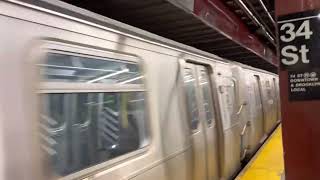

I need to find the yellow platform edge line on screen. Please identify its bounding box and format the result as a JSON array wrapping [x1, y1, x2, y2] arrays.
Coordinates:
[[235, 125, 284, 180]]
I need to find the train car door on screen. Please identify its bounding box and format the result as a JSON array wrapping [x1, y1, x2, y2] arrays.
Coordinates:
[[273, 77, 281, 122], [260, 77, 270, 134], [214, 64, 241, 179], [197, 66, 220, 180], [182, 62, 219, 180], [252, 75, 265, 143], [270, 78, 278, 127], [261, 77, 277, 134], [231, 66, 249, 160], [242, 72, 256, 157]]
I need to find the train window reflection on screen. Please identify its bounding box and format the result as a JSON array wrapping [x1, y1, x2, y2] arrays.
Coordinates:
[[183, 68, 199, 130], [39, 52, 143, 84], [40, 92, 147, 176], [39, 51, 148, 176], [199, 70, 215, 125]]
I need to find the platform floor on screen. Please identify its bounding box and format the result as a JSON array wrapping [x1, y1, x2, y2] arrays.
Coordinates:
[[236, 126, 284, 180]]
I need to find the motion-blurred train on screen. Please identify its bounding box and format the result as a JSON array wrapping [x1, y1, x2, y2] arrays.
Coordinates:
[[0, 0, 280, 180]]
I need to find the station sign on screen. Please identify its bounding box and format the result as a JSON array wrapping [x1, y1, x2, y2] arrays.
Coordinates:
[[278, 10, 320, 101]]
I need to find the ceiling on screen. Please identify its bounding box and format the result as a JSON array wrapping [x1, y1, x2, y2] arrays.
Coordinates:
[[36, 0, 278, 73], [224, 0, 276, 51]]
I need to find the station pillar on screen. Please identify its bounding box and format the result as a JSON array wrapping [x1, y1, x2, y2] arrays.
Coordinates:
[[276, 1, 320, 180]]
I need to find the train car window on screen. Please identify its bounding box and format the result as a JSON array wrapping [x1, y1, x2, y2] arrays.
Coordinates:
[[199, 70, 215, 125], [183, 68, 199, 130], [39, 51, 148, 176], [40, 52, 142, 84]]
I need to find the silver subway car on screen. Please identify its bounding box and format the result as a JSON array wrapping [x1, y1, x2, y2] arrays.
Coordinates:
[[0, 1, 280, 180]]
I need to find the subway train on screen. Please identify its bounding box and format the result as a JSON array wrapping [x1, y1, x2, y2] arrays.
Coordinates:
[[0, 0, 280, 180]]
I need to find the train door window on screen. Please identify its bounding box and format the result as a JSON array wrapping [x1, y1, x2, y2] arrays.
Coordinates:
[[253, 76, 263, 109], [225, 82, 236, 123], [273, 78, 278, 100], [39, 49, 148, 177], [245, 77, 255, 121], [265, 80, 274, 105], [218, 76, 236, 130], [183, 68, 199, 130], [199, 69, 215, 125]]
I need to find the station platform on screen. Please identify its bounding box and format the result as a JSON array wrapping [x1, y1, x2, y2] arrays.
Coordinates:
[[236, 126, 284, 180]]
